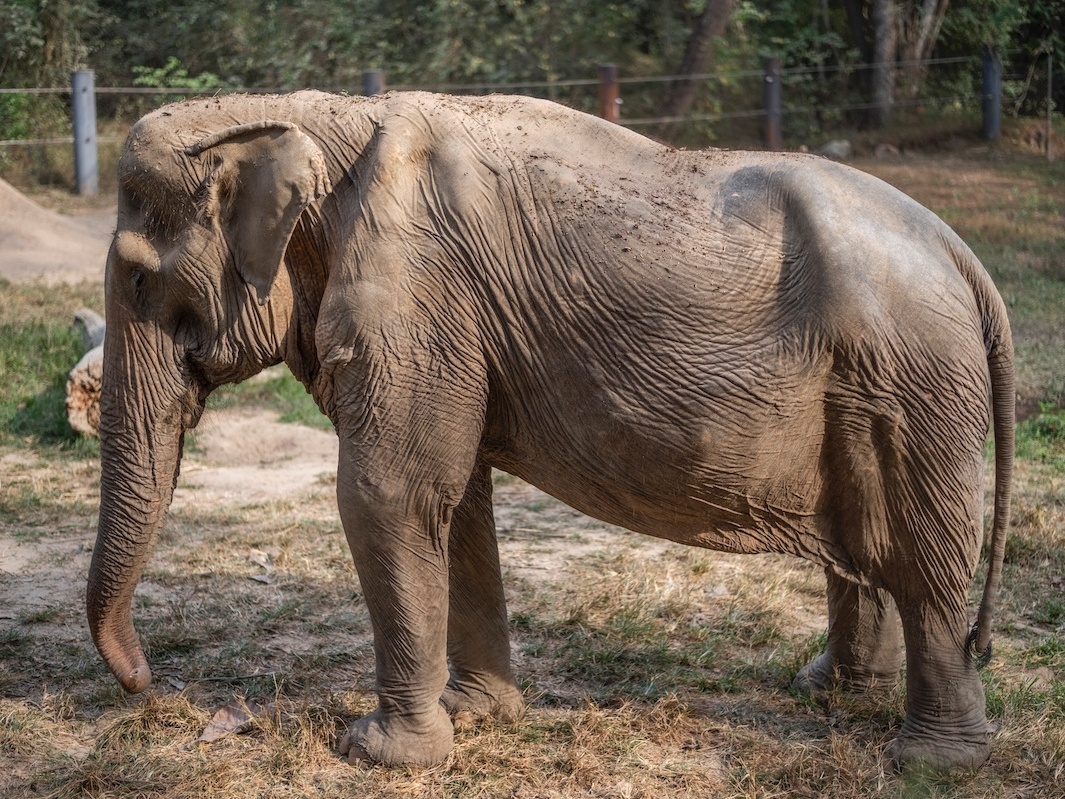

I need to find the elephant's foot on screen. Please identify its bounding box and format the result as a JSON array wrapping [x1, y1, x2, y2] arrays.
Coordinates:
[[792, 651, 900, 694], [885, 728, 991, 773], [441, 672, 524, 726], [339, 705, 454, 767]]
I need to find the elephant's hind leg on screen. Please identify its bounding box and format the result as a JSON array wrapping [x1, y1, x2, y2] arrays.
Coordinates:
[[442, 461, 524, 724], [885, 590, 990, 771], [793, 569, 903, 693]]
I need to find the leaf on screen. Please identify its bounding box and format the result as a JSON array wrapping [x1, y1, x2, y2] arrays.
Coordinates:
[[199, 698, 263, 743], [248, 549, 276, 570]]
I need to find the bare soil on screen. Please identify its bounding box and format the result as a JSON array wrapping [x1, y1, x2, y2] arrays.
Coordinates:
[[0, 178, 112, 284]]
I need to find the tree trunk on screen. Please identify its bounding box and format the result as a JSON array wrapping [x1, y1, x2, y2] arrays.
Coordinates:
[[896, 0, 951, 104], [842, 0, 874, 64], [655, 0, 738, 141], [66, 309, 106, 437], [870, 0, 898, 128]]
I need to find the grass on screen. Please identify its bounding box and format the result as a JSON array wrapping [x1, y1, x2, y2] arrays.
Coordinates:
[[0, 280, 104, 454], [1016, 404, 1065, 470], [208, 369, 332, 431], [1, 142, 1064, 797]]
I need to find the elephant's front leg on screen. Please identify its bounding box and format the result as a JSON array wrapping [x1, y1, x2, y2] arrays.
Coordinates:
[[793, 569, 904, 693], [336, 452, 457, 767], [443, 461, 524, 723]]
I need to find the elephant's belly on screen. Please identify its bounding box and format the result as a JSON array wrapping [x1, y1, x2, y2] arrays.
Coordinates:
[[483, 336, 853, 570], [488, 436, 853, 577]]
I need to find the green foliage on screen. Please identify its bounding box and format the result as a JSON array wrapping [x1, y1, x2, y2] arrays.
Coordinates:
[[131, 56, 222, 90], [0, 0, 100, 86], [1016, 404, 1065, 471], [0, 93, 33, 142], [0, 0, 107, 161], [737, 0, 864, 136], [939, 0, 1023, 56], [2, 0, 1060, 156]]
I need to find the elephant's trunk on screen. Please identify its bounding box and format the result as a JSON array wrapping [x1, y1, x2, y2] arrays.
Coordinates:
[[87, 330, 199, 693]]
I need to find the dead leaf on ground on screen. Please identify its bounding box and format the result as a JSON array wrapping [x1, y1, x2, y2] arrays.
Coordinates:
[[199, 698, 265, 743]]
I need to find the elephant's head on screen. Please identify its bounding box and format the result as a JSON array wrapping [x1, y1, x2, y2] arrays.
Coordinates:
[[88, 106, 331, 693]]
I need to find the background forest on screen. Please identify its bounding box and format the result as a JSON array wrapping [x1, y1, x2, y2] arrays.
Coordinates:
[[1, 0, 1061, 149]]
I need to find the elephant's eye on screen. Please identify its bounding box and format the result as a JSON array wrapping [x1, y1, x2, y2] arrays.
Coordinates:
[[113, 232, 162, 306]]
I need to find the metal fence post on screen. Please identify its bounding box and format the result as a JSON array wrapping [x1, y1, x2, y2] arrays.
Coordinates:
[[362, 69, 385, 96], [71, 70, 98, 196], [763, 58, 782, 151], [982, 46, 1001, 141], [599, 64, 620, 123]]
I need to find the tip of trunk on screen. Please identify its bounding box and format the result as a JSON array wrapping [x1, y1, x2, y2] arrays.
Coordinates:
[[88, 600, 154, 693], [118, 661, 153, 693], [95, 628, 153, 693]]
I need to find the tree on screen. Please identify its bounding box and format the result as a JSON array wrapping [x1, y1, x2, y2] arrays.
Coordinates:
[[0, 0, 103, 146], [655, 0, 739, 139], [0, 0, 99, 86], [895, 0, 951, 103], [870, 0, 898, 127], [860, 0, 955, 126]]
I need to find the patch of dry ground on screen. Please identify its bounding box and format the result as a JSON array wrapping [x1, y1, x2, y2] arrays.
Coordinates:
[[0, 178, 112, 284]]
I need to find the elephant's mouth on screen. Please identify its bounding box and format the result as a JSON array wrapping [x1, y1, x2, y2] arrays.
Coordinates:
[[181, 398, 205, 432], [178, 360, 213, 431]]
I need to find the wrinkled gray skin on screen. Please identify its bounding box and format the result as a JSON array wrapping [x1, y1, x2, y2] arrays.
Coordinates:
[[88, 91, 1014, 772]]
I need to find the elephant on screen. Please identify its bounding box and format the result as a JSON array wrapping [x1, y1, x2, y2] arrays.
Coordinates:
[[87, 90, 1014, 773]]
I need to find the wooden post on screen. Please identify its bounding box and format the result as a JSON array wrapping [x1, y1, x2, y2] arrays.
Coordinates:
[[982, 46, 1001, 141], [763, 58, 782, 151], [71, 70, 98, 196], [363, 69, 385, 96], [599, 64, 620, 123]]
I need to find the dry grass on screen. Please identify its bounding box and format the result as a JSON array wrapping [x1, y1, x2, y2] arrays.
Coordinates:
[[3, 467, 1063, 799], [2, 146, 1064, 798]]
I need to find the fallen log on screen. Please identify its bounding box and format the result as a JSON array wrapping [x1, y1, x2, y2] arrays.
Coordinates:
[[66, 309, 105, 437]]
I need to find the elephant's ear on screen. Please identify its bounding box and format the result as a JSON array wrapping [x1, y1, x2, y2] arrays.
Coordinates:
[[185, 121, 332, 305]]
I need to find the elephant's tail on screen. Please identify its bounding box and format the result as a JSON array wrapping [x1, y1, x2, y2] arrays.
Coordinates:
[[957, 244, 1015, 667]]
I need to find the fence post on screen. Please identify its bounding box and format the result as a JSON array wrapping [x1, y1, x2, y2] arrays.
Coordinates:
[[763, 58, 782, 151], [599, 64, 620, 123], [982, 46, 1001, 141], [71, 70, 98, 196], [363, 69, 385, 96]]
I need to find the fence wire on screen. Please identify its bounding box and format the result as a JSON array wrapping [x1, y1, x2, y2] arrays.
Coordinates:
[[0, 52, 1049, 150]]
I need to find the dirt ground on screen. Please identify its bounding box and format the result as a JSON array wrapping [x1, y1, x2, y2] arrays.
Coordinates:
[[0, 178, 112, 283]]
